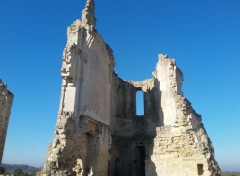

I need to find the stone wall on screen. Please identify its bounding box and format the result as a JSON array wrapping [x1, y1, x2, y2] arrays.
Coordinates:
[[0, 80, 14, 166], [40, 0, 113, 175], [40, 0, 221, 175], [107, 55, 220, 176], [148, 55, 220, 176]]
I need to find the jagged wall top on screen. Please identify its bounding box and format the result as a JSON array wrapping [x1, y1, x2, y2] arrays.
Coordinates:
[[82, 0, 96, 27], [0, 80, 13, 96]]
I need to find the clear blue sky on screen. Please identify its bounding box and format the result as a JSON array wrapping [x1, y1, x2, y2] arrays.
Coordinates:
[[1, 0, 239, 172]]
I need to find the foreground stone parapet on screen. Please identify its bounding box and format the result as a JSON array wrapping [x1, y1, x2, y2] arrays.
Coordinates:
[[39, 0, 221, 175], [0, 80, 14, 166]]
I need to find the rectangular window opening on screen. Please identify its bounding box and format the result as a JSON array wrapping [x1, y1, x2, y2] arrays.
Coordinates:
[[197, 164, 204, 175], [136, 90, 144, 116]]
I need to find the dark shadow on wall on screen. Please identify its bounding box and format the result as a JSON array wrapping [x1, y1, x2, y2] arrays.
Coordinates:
[[109, 78, 164, 176], [90, 76, 166, 176], [143, 78, 163, 176]]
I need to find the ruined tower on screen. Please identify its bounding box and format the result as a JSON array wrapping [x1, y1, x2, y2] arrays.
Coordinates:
[[0, 80, 14, 166], [40, 0, 221, 175]]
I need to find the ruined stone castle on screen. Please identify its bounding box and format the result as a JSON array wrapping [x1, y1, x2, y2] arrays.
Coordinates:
[[40, 0, 221, 175], [0, 80, 13, 166]]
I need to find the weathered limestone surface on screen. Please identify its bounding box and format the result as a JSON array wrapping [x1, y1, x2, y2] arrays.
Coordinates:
[[0, 80, 13, 166], [40, 0, 221, 175], [39, 1, 113, 175], [147, 54, 221, 176]]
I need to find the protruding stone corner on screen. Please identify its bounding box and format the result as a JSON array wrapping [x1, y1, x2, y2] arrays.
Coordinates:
[[158, 53, 176, 64], [0, 79, 14, 96], [67, 19, 81, 33], [82, 0, 96, 28], [0, 79, 5, 87], [158, 53, 168, 60]]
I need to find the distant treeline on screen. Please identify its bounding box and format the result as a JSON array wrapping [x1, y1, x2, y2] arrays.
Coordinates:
[[1, 164, 239, 176], [222, 172, 240, 176], [0, 164, 41, 175]]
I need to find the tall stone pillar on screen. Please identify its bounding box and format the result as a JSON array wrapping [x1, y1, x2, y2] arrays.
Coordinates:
[[0, 80, 14, 166]]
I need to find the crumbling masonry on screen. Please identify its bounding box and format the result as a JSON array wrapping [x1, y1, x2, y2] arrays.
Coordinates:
[[0, 80, 13, 166], [40, 0, 221, 175]]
